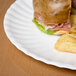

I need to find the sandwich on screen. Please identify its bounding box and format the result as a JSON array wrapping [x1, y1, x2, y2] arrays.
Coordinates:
[[33, 0, 71, 35]]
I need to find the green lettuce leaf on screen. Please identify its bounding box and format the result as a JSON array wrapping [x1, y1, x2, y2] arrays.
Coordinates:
[[32, 18, 57, 35]]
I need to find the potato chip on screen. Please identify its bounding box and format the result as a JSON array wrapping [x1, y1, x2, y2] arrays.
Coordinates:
[[68, 33, 76, 38], [71, 15, 76, 25], [55, 34, 76, 53], [71, 25, 76, 33], [71, 15, 76, 33]]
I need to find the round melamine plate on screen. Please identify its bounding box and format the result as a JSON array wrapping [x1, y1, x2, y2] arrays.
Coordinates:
[[4, 0, 76, 70]]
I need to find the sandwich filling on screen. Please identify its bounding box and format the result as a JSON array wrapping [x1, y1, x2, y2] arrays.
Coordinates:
[[34, 12, 71, 32]]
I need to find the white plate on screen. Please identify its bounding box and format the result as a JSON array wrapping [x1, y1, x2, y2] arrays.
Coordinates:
[[4, 0, 76, 70]]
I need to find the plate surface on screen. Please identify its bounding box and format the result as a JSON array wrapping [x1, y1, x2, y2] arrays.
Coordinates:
[[4, 0, 76, 70]]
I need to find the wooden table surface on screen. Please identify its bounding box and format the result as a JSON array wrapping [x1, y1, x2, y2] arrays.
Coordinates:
[[0, 0, 76, 76]]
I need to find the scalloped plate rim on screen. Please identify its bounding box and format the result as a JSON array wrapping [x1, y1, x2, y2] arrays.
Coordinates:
[[3, 0, 76, 70]]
